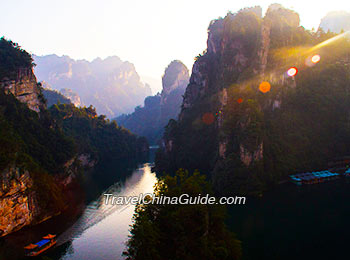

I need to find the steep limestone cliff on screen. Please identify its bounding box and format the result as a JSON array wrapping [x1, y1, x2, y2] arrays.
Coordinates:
[[0, 153, 95, 237], [60, 88, 81, 106], [0, 167, 34, 237], [0, 68, 43, 112], [156, 4, 350, 195], [117, 60, 189, 144]]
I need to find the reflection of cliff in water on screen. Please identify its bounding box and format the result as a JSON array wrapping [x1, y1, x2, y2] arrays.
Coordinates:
[[0, 153, 149, 260], [82, 157, 146, 203], [55, 163, 157, 260], [55, 152, 153, 247]]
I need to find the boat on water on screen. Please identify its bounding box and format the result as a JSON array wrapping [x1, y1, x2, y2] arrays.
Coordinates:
[[344, 168, 350, 177], [289, 171, 340, 185], [24, 234, 57, 257]]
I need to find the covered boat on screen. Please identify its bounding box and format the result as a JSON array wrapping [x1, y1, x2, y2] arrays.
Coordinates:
[[24, 234, 57, 257]]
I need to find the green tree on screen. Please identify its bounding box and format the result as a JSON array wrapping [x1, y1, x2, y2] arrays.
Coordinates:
[[124, 169, 242, 260]]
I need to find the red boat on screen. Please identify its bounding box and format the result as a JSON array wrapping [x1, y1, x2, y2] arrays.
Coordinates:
[[24, 234, 57, 257]]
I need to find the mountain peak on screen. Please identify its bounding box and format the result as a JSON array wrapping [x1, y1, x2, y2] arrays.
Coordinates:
[[319, 11, 350, 33]]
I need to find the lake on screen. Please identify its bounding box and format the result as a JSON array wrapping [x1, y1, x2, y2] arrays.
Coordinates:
[[1, 152, 350, 259]]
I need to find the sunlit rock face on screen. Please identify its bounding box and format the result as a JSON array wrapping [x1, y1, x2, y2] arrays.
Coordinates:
[[319, 11, 350, 33], [155, 4, 349, 193], [0, 68, 43, 112], [0, 167, 36, 237], [175, 4, 302, 167], [160, 61, 189, 125], [60, 88, 81, 106], [33, 55, 152, 118], [116, 60, 189, 144], [0, 152, 96, 237]]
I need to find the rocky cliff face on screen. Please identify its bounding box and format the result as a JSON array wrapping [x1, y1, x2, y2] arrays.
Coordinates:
[[160, 61, 189, 125], [161, 61, 189, 104], [0, 68, 43, 112], [0, 167, 35, 237], [116, 60, 189, 144], [59, 88, 81, 106], [0, 153, 95, 237], [177, 4, 302, 163], [156, 4, 337, 195]]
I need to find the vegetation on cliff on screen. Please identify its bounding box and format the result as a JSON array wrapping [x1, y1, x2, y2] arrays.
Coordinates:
[[0, 37, 149, 236], [49, 103, 148, 163], [124, 169, 241, 260], [42, 88, 72, 107], [155, 5, 350, 195], [0, 37, 33, 80], [0, 37, 147, 174]]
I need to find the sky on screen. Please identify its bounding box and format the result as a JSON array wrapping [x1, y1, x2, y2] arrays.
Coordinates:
[[1, 0, 350, 94]]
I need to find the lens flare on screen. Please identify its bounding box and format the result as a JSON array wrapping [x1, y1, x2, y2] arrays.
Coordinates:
[[287, 67, 298, 77], [237, 98, 243, 104], [259, 81, 271, 93], [202, 113, 215, 125], [311, 54, 321, 64], [308, 31, 350, 53]]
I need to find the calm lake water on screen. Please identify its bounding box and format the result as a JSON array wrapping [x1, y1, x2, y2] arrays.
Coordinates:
[[0, 153, 158, 260], [52, 163, 157, 260], [1, 153, 350, 259], [227, 178, 350, 260]]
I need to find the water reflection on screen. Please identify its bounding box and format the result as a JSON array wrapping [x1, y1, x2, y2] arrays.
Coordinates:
[[54, 163, 157, 260]]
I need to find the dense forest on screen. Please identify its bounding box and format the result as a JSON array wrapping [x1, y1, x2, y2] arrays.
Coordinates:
[[49, 103, 148, 164], [0, 37, 33, 79], [0, 37, 148, 175], [0, 37, 148, 223], [155, 5, 350, 195], [124, 169, 242, 260]]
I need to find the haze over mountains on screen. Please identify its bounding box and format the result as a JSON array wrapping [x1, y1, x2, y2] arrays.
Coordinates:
[[116, 60, 189, 144], [33, 55, 152, 118], [319, 11, 350, 33]]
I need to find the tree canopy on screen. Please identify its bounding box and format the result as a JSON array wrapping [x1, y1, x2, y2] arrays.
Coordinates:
[[124, 169, 242, 260]]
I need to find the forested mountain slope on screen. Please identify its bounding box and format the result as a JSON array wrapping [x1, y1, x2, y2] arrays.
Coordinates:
[[155, 4, 350, 195]]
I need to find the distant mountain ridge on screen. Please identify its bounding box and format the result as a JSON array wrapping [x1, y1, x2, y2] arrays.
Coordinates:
[[33, 54, 152, 118], [116, 60, 189, 144], [0, 37, 149, 237], [319, 11, 350, 33]]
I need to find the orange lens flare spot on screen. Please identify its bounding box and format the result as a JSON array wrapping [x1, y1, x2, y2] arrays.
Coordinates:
[[287, 67, 298, 77], [259, 81, 271, 93], [237, 98, 243, 104], [311, 54, 321, 64], [202, 113, 215, 125]]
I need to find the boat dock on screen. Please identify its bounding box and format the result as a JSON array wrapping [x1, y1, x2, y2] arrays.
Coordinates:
[[289, 171, 343, 185]]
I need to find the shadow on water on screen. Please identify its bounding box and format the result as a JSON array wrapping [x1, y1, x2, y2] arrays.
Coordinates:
[[0, 149, 153, 260], [227, 178, 350, 260]]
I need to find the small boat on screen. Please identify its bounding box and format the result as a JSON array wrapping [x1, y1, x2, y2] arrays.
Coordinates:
[[24, 234, 57, 257]]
